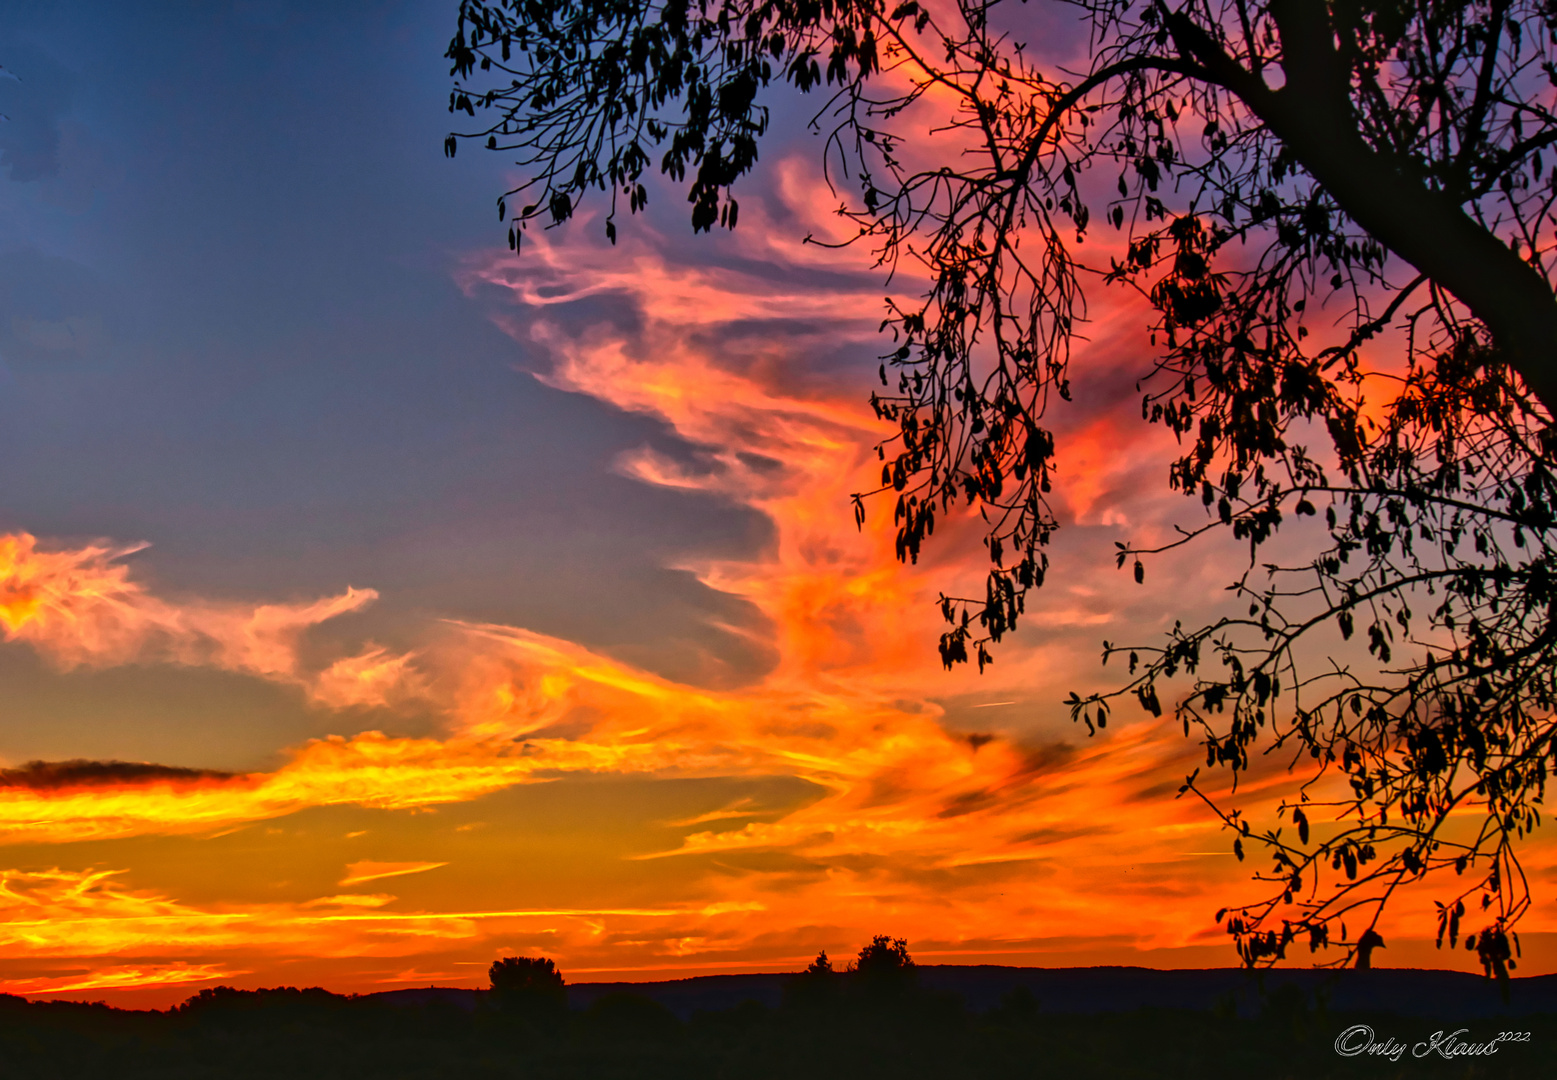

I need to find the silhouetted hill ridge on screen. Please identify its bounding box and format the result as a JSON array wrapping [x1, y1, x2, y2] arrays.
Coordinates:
[[365, 964, 1557, 1019], [4, 967, 1551, 1079]]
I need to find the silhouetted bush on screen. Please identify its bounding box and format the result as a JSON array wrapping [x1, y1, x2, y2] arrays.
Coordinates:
[[488, 954, 566, 1019], [850, 936, 914, 980], [847, 934, 918, 1006]]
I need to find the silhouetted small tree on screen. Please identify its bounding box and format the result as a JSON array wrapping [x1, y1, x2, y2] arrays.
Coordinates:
[[488, 955, 566, 1015], [783, 949, 839, 1011], [849, 936, 916, 998], [851, 936, 914, 977]]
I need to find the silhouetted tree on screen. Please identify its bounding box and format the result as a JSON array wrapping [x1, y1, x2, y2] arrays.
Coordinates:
[[444, 0, 1557, 971], [784, 949, 840, 1011], [804, 950, 835, 977], [489, 955, 566, 1014], [847, 935, 918, 1003], [849, 936, 915, 979]]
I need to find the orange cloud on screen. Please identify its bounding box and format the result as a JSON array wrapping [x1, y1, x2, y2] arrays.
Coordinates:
[[310, 645, 427, 710], [0, 531, 380, 684], [0, 599, 1284, 969], [0, 732, 531, 844], [16, 153, 1556, 1003], [340, 861, 448, 887], [0, 962, 240, 996], [0, 272, 1328, 988], [0, 865, 775, 975], [9, 593, 1535, 980]]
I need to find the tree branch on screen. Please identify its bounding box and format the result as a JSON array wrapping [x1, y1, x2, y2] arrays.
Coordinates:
[[1169, 3, 1557, 415]]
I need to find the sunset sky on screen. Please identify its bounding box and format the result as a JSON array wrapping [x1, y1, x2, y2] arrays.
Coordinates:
[[0, 0, 1552, 1008]]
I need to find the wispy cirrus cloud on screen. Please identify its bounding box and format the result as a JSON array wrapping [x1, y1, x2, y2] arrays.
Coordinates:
[[0, 962, 240, 996], [0, 865, 771, 984], [0, 531, 425, 708], [340, 861, 448, 887], [309, 645, 428, 711], [0, 532, 376, 676]]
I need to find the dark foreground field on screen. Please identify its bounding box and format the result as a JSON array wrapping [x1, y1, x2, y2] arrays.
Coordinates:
[[2, 966, 1552, 1079]]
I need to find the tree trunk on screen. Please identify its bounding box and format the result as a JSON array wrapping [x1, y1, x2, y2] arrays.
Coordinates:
[[1171, 0, 1557, 415]]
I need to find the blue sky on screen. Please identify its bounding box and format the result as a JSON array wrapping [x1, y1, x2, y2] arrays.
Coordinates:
[[0, 0, 785, 769]]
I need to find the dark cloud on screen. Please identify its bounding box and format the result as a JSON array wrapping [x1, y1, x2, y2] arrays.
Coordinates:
[[828, 851, 1057, 890], [0, 43, 78, 183], [1011, 741, 1078, 778], [1124, 778, 1185, 804], [1010, 825, 1112, 846], [703, 850, 830, 878], [0, 758, 236, 790], [734, 451, 784, 475], [937, 788, 998, 819]]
